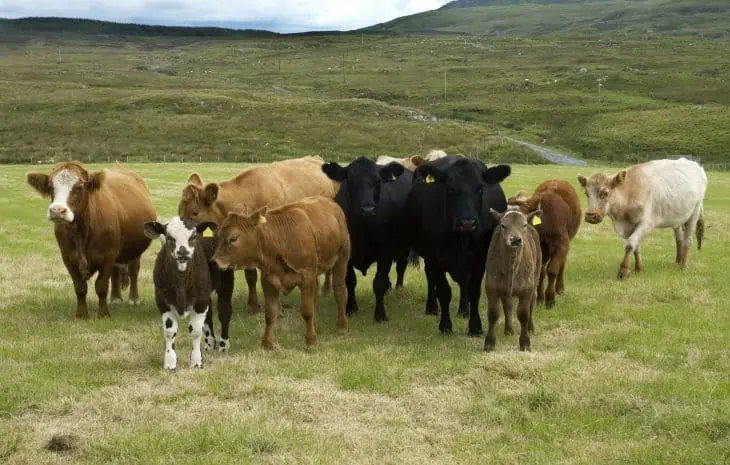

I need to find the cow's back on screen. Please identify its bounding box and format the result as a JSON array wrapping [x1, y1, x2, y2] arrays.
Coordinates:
[[88, 166, 156, 263], [534, 180, 581, 240]]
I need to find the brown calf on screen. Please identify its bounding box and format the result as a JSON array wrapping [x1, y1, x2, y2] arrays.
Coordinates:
[[213, 196, 350, 349], [26, 162, 156, 318], [507, 180, 581, 308], [178, 156, 339, 313], [485, 209, 542, 352]]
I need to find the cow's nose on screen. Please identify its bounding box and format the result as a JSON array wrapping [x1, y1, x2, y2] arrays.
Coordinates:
[[49, 206, 67, 216], [510, 236, 523, 247], [361, 205, 376, 216], [585, 212, 603, 224], [458, 217, 478, 232]]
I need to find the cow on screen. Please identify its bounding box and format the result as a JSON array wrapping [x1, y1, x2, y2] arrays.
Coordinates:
[[578, 158, 707, 280], [485, 209, 542, 352], [212, 196, 350, 349], [405, 156, 511, 336], [177, 156, 339, 349], [322, 157, 414, 322], [508, 180, 581, 307], [376, 149, 449, 171], [26, 162, 156, 318]]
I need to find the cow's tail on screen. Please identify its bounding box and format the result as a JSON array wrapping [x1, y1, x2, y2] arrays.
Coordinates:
[[115, 264, 131, 290], [696, 205, 704, 251], [408, 249, 421, 268]]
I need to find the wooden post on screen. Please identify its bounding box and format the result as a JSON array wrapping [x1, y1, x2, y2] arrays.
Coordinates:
[[57, 48, 61, 64], [444, 69, 447, 101], [342, 51, 346, 83], [278, 49, 281, 72]]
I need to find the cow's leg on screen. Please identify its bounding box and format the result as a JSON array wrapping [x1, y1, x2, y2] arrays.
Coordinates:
[[634, 245, 643, 273], [484, 292, 500, 352], [320, 271, 333, 296], [373, 255, 394, 322], [537, 262, 547, 302], [680, 209, 701, 268], [217, 269, 234, 352], [345, 262, 359, 315], [457, 282, 470, 318], [556, 261, 566, 295], [545, 241, 568, 308], [299, 278, 319, 347], [189, 303, 208, 369], [203, 305, 217, 351], [618, 221, 652, 280], [63, 256, 89, 319], [245, 268, 261, 313], [95, 261, 114, 317], [110, 266, 123, 304], [395, 249, 408, 289], [332, 253, 349, 335], [529, 290, 536, 333], [260, 278, 281, 349], [501, 295, 514, 335], [424, 260, 440, 315], [467, 263, 485, 336], [673, 227, 682, 264], [517, 294, 532, 352], [433, 270, 453, 334], [128, 258, 141, 305], [161, 307, 178, 370]]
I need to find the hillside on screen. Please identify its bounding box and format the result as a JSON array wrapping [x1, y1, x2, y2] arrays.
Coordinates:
[[371, 0, 730, 37]]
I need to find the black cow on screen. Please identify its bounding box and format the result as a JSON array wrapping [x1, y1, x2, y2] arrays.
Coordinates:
[[322, 157, 414, 322], [405, 156, 510, 336]]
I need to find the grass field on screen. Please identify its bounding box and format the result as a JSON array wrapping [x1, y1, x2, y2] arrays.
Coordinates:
[[1, 162, 729, 464]]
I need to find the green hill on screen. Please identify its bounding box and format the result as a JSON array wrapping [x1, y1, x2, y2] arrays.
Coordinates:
[[371, 0, 730, 37]]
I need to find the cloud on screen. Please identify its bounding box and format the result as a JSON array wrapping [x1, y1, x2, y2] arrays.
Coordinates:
[[0, 0, 451, 32]]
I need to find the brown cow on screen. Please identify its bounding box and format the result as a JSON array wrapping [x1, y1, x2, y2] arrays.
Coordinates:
[[26, 162, 156, 318], [178, 156, 340, 313], [212, 196, 350, 349], [507, 180, 581, 307]]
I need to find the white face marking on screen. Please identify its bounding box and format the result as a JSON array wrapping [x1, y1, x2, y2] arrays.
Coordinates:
[[165, 217, 196, 271], [49, 169, 79, 223]]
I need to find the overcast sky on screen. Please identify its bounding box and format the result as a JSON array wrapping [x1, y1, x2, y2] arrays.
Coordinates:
[[0, 1, 452, 32]]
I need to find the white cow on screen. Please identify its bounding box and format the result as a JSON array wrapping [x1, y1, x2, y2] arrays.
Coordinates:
[[578, 158, 707, 280], [376, 149, 449, 171]]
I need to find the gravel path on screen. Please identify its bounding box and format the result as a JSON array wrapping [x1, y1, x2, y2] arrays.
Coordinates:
[[504, 136, 587, 166]]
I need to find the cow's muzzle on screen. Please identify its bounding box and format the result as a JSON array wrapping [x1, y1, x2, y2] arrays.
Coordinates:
[[585, 211, 604, 224], [48, 205, 72, 223], [455, 217, 478, 233], [360, 204, 376, 216], [509, 236, 523, 248]]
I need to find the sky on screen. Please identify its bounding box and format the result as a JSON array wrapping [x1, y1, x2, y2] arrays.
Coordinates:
[[0, 0, 452, 33]]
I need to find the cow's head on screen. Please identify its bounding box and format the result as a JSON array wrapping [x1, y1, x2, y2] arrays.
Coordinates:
[[322, 157, 404, 218], [490, 209, 542, 249], [178, 173, 224, 225], [213, 207, 268, 271], [416, 159, 511, 234], [144, 217, 217, 272], [578, 171, 626, 224], [507, 191, 540, 216], [26, 162, 105, 224]]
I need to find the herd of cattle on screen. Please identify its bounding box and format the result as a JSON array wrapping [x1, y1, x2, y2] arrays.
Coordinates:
[[26, 152, 708, 369]]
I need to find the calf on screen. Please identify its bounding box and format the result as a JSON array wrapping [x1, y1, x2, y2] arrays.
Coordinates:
[[26, 162, 156, 318], [484, 209, 542, 352], [144, 217, 223, 370], [578, 158, 707, 280], [508, 179, 581, 307], [322, 157, 414, 322], [213, 196, 350, 348], [405, 156, 511, 335]]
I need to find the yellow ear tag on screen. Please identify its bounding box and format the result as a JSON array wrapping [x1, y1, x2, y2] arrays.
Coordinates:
[[531, 216, 542, 226], [425, 174, 435, 184], [258, 215, 267, 225], [391, 174, 396, 181], [202, 227, 214, 238]]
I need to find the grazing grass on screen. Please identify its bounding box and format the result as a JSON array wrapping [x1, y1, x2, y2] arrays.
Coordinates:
[[0, 32, 729, 165], [1, 162, 729, 464]]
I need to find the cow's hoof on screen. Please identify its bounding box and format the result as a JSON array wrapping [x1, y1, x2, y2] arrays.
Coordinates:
[[346, 307, 359, 316], [504, 327, 515, 336], [247, 304, 262, 314], [128, 298, 140, 306], [545, 299, 555, 309], [484, 343, 495, 352], [261, 340, 275, 350], [439, 325, 453, 335], [75, 312, 90, 320], [109, 297, 123, 305], [425, 306, 439, 316], [97, 311, 111, 319], [468, 328, 484, 337], [218, 339, 229, 352], [374, 313, 389, 323], [555, 288, 565, 296], [190, 361, 203, 369], [617, 268, 631, 280]]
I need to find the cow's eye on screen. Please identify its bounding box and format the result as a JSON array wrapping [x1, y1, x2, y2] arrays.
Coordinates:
[[229, 235, 238, 244], [599, 189, 609, 199], [192, 210, 199, 217]]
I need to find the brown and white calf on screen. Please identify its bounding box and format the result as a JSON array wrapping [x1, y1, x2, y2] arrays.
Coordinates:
[[508, 179, 581, 308], [144, 217, 221, 370], [485, 209, 542, 352], [578, 158, 707, 280], [26, 162, 156, 318], [213, 196, 350, 349], [376, 149, 449, 171]]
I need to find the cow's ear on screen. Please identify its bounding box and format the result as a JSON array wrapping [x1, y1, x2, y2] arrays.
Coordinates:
[[249, 206, 268, 226], [196, 221, 218, 235], [87, 171, 106, 192], [417, 165, 446, 184], [409, 155, 426, 167], [611, 171, 627, 188], [489, 208, 503, 223], [144, 221, 166, 238], [527, 210, 543, 226], [483, 165, 511, 185], [26, 173, 52, 198], [577, 175, 587, 188], [187, 173, 203, 188], [380, 162, 404, 182], [322, 162, 348, 182], [203, 183, 219, 205]]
